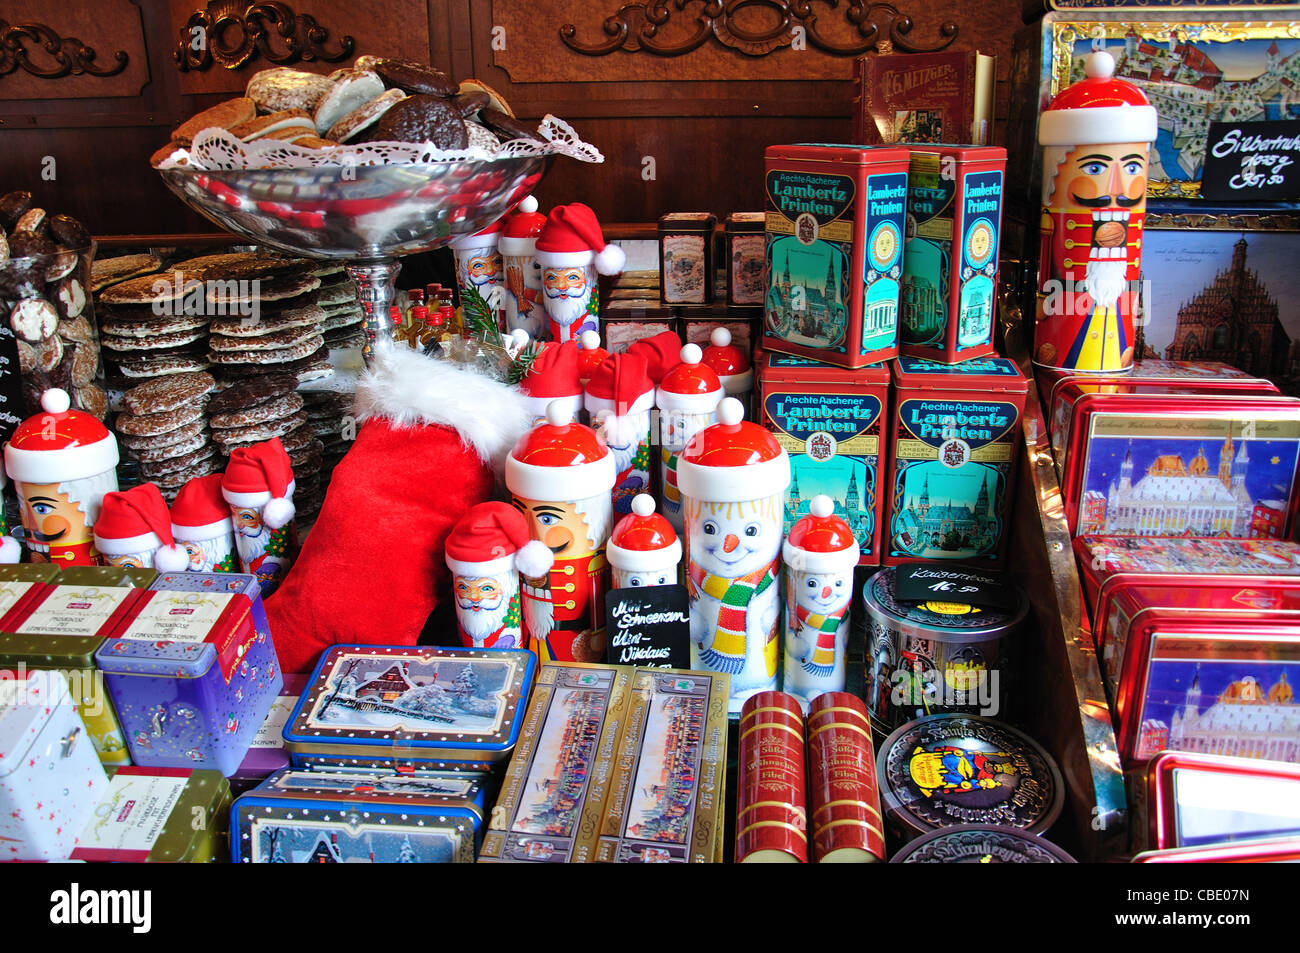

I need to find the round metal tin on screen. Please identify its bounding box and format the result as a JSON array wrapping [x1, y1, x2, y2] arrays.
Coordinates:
[[862, 567, 1027, 733], [877, 713, 1064, 842], [889, 824, 1076, 863]]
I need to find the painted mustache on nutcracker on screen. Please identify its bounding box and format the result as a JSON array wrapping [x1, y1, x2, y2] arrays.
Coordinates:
[[1072, 193, 1143, 208]]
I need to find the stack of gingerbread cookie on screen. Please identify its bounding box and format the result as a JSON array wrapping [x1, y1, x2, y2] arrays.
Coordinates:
[[115, 372, 218, 501], [96, 265, 213, 391], [300, 390, 354, 509], [313, 265, 364, 352]]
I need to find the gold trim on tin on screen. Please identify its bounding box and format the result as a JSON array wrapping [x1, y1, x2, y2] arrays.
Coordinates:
[[807, 720, 872, 741], [738, 819, 808, 841], [740, 705, 803, 723], [739, 800, 809, 818], [814, 817, 886, 840], [812, 800, 883, 821], [740, 720, 805, 744], [807, 706, 871, 723]]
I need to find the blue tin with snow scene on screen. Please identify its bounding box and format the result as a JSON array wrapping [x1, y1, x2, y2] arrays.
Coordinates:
[[283, 645, 536, 770], [231, 766, 489, 862]]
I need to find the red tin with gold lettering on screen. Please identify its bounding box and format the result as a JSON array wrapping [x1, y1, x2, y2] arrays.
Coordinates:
[[736, 690, 807, 863], [806, 691, 885, 863]]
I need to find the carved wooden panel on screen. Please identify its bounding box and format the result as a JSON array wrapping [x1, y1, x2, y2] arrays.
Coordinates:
[[0, 0, 149, 100], [167, 0, 432, 96]]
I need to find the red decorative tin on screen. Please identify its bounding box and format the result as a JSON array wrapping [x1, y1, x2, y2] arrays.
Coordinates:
[[1133, 837, 1300, 863], [736, 691, 807, 863], [806, 692, 885, 863], [1056, 389, 1300, 539], [1146, 751, 1300, 852], [1105, 582, 1300, 768]]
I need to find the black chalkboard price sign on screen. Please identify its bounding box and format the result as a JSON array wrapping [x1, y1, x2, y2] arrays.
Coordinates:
[[893, 563, 1016, 611], [603, 585, 692, 669], [1201, 119, 1300, 202]]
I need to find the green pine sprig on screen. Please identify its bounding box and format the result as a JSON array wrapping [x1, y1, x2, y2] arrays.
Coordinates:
[[461, 283, 503, 348], [508, 340, 542, 386]]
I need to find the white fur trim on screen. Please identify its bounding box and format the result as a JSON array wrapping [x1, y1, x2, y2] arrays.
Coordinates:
[[1039, 105, 1156, 146], [5, 438, 119, 485], [447, 553, 516, 578], [0, 535, 19, 564], [354, 342, 534, 473], [782, 540, 860, 574], [506, 453, 616, 502], [534, 249, 594, 269], [262, 496, 295, 530], [514, 540, 555, 578], [607, 538, 682, 573], [594, 410, 648, 451], [171, 517, 232, 542], [584, 390, 655, 418], [497, 235, 537, 257], [154, 544, 191, 573], [677, 453, 790, 503], [595, 243, 627, 276], [223, 489, 271, 508], [657, 385, 722, 415], [720, 369, 754, 397], [94, 530, 162, 556]]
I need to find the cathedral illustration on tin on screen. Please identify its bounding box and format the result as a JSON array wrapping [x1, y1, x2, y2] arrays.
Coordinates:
[[892, 464, 1001, 558], [784, 459, 874, 552], [766, 237, 852, 349]]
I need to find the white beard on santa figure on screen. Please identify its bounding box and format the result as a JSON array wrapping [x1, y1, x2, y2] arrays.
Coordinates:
[[685, 495, 782, 702], [783, 567, 854, 708], [543, 281, 593, 342], [454, 570, 519, 648], [1084, 256, 1129, 311], [180, 535, 235, 572]]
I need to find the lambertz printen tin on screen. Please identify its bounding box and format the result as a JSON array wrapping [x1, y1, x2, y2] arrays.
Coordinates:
[[758, 352, 889, 563], [71, 767, 230, 862], [885, 356, 1027, 566], [763, 144, 908, 368], [889, 823, 1075, 863], [285, 645, 535, 771], [862, 566, 1026, 734], [231, 767, 488, 862], [1056, 390, 1300, 539], [878, 713, 1063, 843]]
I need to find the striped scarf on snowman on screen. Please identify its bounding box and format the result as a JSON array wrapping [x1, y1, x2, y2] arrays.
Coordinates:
[[688, 559, 778, 675], [793, 602, 849, 676]]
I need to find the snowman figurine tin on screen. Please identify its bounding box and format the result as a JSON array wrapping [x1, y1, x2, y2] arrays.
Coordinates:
[[607, 494, 683, 589], [782, 494, 860, 711], [677, 396, 792, 713]]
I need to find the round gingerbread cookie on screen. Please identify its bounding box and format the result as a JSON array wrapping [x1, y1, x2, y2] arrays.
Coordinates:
[[211, 410, 309, 448], [126, 431, 211, 464], [115, 400, 207, 437], [375, 95, 467, 148], [210, 392, 305, 430], [123, 371, 216, 416], [373, 59, 458, 97]]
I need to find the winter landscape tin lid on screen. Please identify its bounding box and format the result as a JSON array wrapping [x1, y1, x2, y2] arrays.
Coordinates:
[[863, 567, 1027, 640], [889, 823, 1076, 863], [878, 714, 1064, 837], [254, 767, 487, 814], [284, 645, 536, 755]]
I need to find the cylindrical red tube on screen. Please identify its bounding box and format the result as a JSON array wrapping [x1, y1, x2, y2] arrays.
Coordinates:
[[736, 691, 807, 863], [807, 692, 886, 862]]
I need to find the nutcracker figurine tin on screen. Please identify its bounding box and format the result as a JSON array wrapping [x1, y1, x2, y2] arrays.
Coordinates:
[[95, 579, 282, 776], [1057, 391, 1300, 538], [284, 645, 535, 771], [735, 691, 807, 863], [593, 666, 729, 863], [1033, 51, 1158, 374], [758, 352, 889, 564], [885, 357, 1027, 566], [479, 662, 634, 864], [231, 767, 488, 862], [763, 144, 908, 368], [900, 145, 1006, 364], [807, 692, 886, 862], [1103, 583, 1300, 768], [70, 767, 230, 862], [890, 824, 1075, 863], [0, 670, 107, 860]]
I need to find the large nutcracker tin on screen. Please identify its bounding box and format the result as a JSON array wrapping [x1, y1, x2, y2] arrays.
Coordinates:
[[285, 645, 535, 771], [593, 666, 729, 863], [0, 566, 150, 766], [231, 767, 488, 863], [889, 824, 1075, 863], [757, 352, 889, 564], [862, 567, 1026, 734], [71, 767, 230, 862], [1056, 390, 1300, 539], [884, 356, 1027, 566], [95, 576, 281, 776], [479, 662, 634, 864], [0, 670, 107, 861], [1105, 583, 1300, 768], [762, 144, 908, 368], [1145, 751, 1300, 853], [899, 145, 1006, 364], [877, 714, 1064, 844]]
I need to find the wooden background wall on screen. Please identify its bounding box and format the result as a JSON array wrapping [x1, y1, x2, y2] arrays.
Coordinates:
[[0, 0, 1027, 236]]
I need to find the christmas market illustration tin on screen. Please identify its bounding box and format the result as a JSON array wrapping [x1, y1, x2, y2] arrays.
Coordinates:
[[232, 767, 488, 863], [1057, 392, 1300, 538], [479, 662, 634, 864], [885, 357, 1027, 565], [763, 143, 908, 368], [284, 645, 535, 770], [757, 352, 889, 564], [889, 823, 1075, 863], [878, 713, 1064, 843]]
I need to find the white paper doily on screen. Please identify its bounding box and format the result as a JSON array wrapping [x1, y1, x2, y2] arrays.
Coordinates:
[[157, 115, 603, 171]]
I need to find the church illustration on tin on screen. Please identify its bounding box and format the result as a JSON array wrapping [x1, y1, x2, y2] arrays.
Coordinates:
[[766, 238, 851, 348], [784, 462, 873, 549], [893, 466, 999, 557]]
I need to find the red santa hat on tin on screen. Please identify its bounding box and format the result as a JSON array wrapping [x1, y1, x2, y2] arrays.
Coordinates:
[[221, 437, 296, 530], [170, 473, 234, 543], [677, 397, 790, 502], [607, 494, 682, 574], [505, 401, 617, 504], [584, 351, 655, 448], [1038, 50, 1157, 147], [448, 213, 507, 252], [445, 500, 554, 580], [93, 483, 189, 571], [497, 195, 548, 258], [701, 327, 753, 396], [533, 202, 627, 276], [782, 494, 860, 573], [577, 330, 609, 387], [657, 343, 723, 415], [626, 330, 684, 386], [4, 388, 119, 485], [519, 340, 584, 420]]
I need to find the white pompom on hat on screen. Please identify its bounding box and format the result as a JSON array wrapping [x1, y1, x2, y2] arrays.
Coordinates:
[[533, 202, 627, 275]]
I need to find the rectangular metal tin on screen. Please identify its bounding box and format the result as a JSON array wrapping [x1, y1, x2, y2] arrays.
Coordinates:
[[71, 766, 230, 863]]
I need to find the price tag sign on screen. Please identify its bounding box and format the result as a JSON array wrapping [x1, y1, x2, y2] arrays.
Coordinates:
[[1201, 119, 1300, 202], [603, 585, 692, 670], [0, 323, 25, 445], [892, 563, 1016, 611]]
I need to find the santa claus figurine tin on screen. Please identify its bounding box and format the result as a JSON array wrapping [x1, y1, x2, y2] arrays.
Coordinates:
[[444, 501, 555, 650], [506, 401, 617, 663], [498, 196, 548, 340], [607, 493, 682, 588], [449, 217, 507, 326], [93, 483, 190, 571], [1034, 49, 1157, 374], [221, 438, 297, 596], [3, 388, 119, 565], [782, 494, 860, 710], [533, 203, 626, 343], [585, 351, 655, 516], [677, 396, 791, 713], [170, 473, 239, 573], [657, 343, 723, 535]]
